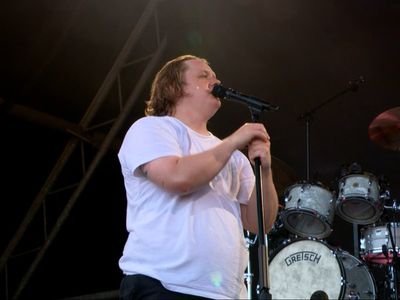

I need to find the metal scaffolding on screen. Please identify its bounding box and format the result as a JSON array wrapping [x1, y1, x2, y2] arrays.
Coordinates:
[[0, 0, 166, 298]]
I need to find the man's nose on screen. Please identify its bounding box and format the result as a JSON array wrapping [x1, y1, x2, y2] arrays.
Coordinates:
[[213, 78, 221, 85]]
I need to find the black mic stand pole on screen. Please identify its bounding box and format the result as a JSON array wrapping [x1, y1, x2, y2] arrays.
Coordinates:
[[249, 107, 271, 300]]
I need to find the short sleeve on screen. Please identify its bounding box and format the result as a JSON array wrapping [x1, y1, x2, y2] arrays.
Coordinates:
[[118, 117, 183, 176]]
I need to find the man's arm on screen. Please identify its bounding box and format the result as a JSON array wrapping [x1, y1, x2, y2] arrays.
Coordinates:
[[142, 123, 270, 195], [240, 167, 279, 234], [240, 135, 279, 234]]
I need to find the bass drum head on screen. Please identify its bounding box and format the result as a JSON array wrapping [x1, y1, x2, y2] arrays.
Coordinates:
[[269, 239, 344, 299]]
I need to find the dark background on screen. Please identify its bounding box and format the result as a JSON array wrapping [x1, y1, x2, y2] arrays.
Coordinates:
[[0, 0, 399, 299]]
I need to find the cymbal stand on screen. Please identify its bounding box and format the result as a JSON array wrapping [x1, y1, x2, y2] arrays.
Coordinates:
[[298, 76, 365, 181], [387, 201, 399, 300]]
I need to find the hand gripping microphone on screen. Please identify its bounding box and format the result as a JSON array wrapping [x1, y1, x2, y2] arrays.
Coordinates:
[[212, 84, 279, 112]]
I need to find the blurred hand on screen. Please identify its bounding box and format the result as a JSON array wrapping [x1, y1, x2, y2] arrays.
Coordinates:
[[227, 122, 272, 169], [227, 123, 269, 149]]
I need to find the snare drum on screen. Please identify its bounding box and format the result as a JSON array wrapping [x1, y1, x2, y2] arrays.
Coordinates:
[[281, 182, 335, 239], [360, 223, 400, 264], [336, 173, 383, 224], [269, 239, 376, 299]]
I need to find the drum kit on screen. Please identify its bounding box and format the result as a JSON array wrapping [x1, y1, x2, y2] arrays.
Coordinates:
[[246, 107, 400, 299]]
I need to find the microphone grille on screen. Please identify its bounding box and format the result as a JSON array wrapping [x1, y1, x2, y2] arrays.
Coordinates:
[[211, 84, 227, 98]]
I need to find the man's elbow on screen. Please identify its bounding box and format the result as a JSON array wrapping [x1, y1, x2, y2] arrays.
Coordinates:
[[162, 177, 196, 195]]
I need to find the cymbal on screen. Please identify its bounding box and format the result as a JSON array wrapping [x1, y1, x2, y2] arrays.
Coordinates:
[[368, 107, 400, 151], [271, 156, 298, 196]]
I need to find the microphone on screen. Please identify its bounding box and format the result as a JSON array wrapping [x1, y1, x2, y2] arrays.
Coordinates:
[[212, 84, 279, 112]]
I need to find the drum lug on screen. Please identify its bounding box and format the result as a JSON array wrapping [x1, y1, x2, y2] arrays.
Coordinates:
[[340, 188, 346, 201], [348, 291, 360, 300], [366, 187, 371, 198], [348, 283, 357, 289], [340, 276, 346, 286], [380, 189, 391, 200], [339, 179, 345, 188]]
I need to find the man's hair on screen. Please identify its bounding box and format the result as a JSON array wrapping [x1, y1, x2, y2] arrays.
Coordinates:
[[145, 54, 208, 116]]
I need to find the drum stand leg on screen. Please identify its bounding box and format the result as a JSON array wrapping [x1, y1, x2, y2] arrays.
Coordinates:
[[387, 222, 399, 300], [353, 223, 360, 259], [386, 265, 399, 300], [245, 231, 257, 300]]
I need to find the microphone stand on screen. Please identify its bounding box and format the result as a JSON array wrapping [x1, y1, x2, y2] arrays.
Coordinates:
[[213, 84, 278, 299], [249, 106, 271, 300]]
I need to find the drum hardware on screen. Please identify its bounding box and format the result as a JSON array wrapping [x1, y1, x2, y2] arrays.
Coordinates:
[[297, 76, 365, 182], [287, 77, 365, 241], [359, 197, 400, 299], [261, 79, 390, 299], [387, 219, 399, 299], [385, 205, 400, 210], [386, 265, 399, 300], [381, 246, 399, 299], [244, 231, 258, 300]]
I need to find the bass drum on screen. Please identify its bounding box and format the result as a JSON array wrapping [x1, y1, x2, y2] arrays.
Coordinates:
[[269, 239, 376, 299]]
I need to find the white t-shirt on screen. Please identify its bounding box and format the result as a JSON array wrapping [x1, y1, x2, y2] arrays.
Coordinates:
[[118, 116, 255, 299]]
